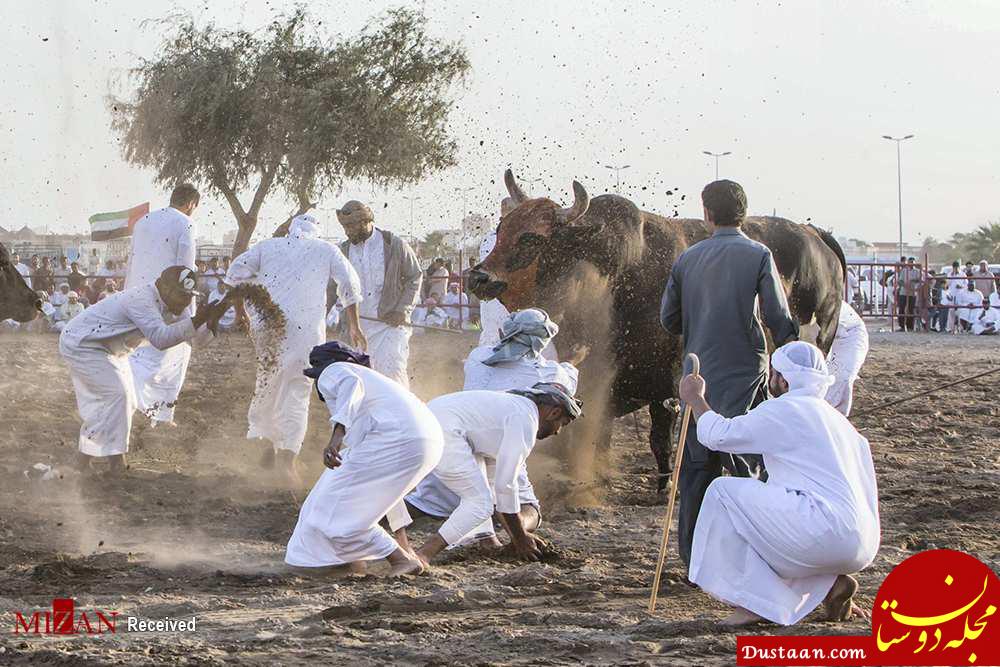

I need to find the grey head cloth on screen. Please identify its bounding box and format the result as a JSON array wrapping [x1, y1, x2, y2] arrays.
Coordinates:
[[483, 308, 559, 366], [508, 382, 583, 420]]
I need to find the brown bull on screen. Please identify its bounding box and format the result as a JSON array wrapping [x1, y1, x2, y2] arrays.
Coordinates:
[[468, 170, 845, 492], [0, 242, 41, 323]]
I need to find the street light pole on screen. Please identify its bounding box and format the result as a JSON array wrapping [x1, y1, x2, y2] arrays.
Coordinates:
[[604, 164, 631, 193], [702, 150, 732, 180], [403, 195, 421, 245], [882, 134, 915, 260]]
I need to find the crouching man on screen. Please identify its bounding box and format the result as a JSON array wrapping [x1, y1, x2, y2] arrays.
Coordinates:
[[678, 341, 880, 627], [285, 343, 444, 576], [59, 266, 228, 473], [415, 383, 582, 564]]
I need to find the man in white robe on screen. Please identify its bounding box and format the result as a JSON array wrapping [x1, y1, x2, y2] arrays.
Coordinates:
[[441, 282, 470, 328], [678, 341, 880, 627], [225, 214, 365, 477], [944, 261, 965, 332], [406, 309, 578, 542], [824, 301, 869, 417], [956, 279, 985, 331], [285, 342, 443, 576], [971, 303, 1000, 335], [125, 184, 199, 426], [60, 266, 226, 472], [415, 383, 582, 565], [337, 200, 422, 388]]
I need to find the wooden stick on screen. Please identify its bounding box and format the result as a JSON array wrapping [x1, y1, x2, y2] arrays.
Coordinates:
[[649, 353, 700, 613], [360, 315, 464, 335]]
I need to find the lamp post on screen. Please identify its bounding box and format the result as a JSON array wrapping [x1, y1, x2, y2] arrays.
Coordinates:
[[402, 195, 421, 245], [882, 134, 915, 261], [604, 164, 631, 193], [702, 150, 731, 180]]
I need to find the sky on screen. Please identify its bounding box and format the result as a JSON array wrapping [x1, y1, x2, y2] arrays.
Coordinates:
[[1, 0, 998, 246]]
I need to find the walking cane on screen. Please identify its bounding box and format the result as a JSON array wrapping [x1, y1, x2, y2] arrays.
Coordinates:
[[648, 352, 700, 613]]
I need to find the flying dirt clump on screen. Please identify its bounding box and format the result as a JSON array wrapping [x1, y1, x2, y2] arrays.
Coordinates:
[[228, 284, 287, 386]]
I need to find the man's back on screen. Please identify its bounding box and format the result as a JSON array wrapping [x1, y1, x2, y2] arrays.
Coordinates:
[[126, 207, 195, 288], [661, 228, 797, 418]]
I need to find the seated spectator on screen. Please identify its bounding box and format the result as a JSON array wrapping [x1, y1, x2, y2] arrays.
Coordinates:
[[207, 281, 236, 331], [411, 297, 448, 333], [53, 291, 85, 332], [50, 283, 70, 309], [97, 280, 117, 302], [972, 306, 999, 335], [956, 279, 985, 332]]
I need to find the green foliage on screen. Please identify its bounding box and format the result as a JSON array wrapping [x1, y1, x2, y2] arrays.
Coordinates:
[[110, 7, 469, 252]]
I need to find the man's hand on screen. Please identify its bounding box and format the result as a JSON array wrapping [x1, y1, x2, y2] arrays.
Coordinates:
[[323, 425, 346, 470], [678, 373, 706, 405], [383, 311, 407, 327], [512, 533, 542, 562], [348, 324, 368, 351]]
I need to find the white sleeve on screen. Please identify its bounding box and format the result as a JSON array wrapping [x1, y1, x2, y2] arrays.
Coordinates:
[[695, 403, 789, 455], [557, 362, 580, 395], [493, 413, 535, 514], [225, 245, 262, 285], [176, 219, 196, 269], [328, 245, 362, 308], [317, 365, 366, 430], [463, 355, 491, 390], [124, 291, 195, 350]]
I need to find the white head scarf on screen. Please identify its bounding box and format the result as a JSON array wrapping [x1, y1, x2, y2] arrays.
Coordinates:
[[483, 308, 559, 366], [771, 341, 835, 398], [289, 214, 320, 239]]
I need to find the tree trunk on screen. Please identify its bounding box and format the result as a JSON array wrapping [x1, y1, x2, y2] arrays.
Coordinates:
[[232, 217, 257, 257]]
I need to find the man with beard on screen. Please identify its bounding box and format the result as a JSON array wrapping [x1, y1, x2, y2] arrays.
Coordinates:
[[414, 382, 582, 565], [679, 342, 879, 627], [337, 200, 422, 387]]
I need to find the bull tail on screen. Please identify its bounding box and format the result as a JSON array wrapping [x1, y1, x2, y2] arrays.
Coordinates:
[[810, 224, 847, 278]]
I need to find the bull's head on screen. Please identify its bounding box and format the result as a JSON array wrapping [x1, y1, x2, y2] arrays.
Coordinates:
[[468, 169, 589, 310], [0, 242, 41, 323]]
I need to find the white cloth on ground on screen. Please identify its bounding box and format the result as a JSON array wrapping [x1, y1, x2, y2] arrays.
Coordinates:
[[426, 391, 539, 545], [125, 206, 197, 423], [689, 342, 880, 625], [59, 284, 198, 456], [405, 347, 576, 519], [285, 363, 443, 567], [824, 301, 869, 417], [226, 234, 361, 454], [347, 231, 411, 387]]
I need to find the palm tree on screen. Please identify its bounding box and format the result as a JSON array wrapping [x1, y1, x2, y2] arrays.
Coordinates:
[[957, 222, 1000, 263]]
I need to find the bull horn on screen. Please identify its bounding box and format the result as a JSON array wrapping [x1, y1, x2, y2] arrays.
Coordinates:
[[554, 180, 589, 225], [504, 168, 529, 204]]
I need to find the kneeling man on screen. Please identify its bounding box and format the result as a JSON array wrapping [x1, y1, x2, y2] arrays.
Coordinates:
[[285, 343, 444, 576], [59, 266, 227, 472], [415, 383, 582, 564], [679, 341, 880, 627]]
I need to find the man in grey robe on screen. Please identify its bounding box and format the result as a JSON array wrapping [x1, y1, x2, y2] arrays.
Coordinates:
[[660, 179, 798, 568]]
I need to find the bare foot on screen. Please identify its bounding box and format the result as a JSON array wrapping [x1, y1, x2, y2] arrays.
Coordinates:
[[259, 446, 275, 469], [106, 454, 127, 475], [388, 557, 424, 577], [275, 450, 302, 488], [720, 607, 764, 627], [823, 574, 859, 621], [348, 561, 368, 575]]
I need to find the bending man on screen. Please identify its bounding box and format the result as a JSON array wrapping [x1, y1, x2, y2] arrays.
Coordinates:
[[285, 343, 443, 576], [679, 341, 880, 627], [406, 308, 578, 542], [415, 383, 582, 564], [60, 267, 227, 472], [225, 214, 365, 479]]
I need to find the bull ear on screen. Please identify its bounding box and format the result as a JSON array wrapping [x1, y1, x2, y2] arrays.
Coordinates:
[[553, 181, 589, 226], [505, 169, 529, 204]]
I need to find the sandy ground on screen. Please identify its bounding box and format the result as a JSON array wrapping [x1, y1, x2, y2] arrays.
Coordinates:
[[1, 326, 998, 665]]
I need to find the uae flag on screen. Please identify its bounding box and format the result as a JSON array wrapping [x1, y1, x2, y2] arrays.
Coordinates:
[[88, 202, 150, 241]]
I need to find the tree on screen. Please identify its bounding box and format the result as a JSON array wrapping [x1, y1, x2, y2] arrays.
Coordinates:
[[111, 7, 470, 255], [419, 230, 447, 258], [958, 222, 1000, 264]]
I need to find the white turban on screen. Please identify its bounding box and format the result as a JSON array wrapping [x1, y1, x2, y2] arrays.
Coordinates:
[[289, 214, 320, 239], [771, 341, 834, 398]]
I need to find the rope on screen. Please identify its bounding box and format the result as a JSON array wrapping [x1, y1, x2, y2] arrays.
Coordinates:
[[853, 364, 1000, 417]]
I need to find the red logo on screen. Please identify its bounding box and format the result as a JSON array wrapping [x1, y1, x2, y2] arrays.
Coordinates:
[[13, 598, 118, 635]]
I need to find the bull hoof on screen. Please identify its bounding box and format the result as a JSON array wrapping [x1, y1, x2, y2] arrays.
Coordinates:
[[656, 473, 672, 495]]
